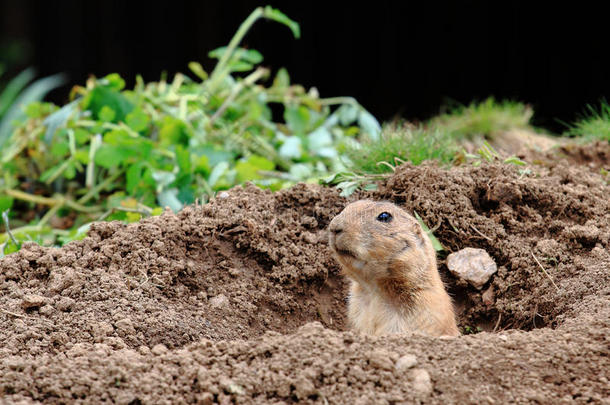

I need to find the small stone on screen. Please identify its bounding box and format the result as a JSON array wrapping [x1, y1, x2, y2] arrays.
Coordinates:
[[482, 286, 495, 306], [395, 354, 418, 372], [217, 191, 230, 199], [367, 349, 394, 371], [220, 377, 245, 395], [302, 232, 317, 244], [293, 374, 316, 399], [138, 345, 151, 355], [151, 343, 168, 355], [90, 321, 114, 339], [115, 318, 136, 335], [447, 248, 497, 289], [196, 392, 214, 405], [55, 296, 75, 312], [209, 294, 229, 309], [21, 294, 50, 310], [39, 304, 54, 316], [410, 368, 433, 396]]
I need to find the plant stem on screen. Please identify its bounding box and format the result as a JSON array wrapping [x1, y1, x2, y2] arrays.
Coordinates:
[[5, 188, 101, 213], [4, 189, 58, 206], [319, 97, 360, 107], [208, 67, 269, 127], [77, 169, 123, 205], [207, 7, 264, 92], [1, 210, 18, 247]]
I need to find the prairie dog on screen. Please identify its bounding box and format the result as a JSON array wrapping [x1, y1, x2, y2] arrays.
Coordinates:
[[328, 200, 459, 337]]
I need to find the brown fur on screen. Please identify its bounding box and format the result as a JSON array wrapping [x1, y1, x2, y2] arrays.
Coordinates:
[[328, 200, 459, 337]]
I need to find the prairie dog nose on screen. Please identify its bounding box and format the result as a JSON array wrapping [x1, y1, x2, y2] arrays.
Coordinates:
[[329, 218, 344, 235]]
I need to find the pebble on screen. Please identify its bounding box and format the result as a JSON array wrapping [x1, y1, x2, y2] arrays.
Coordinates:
[[209, 294, 229, 309], [21, 294, 50, 309], [447, 248, 497, 289], [395, 354, 418, 372], [55, 296, 75, 312], [367, 349, 394, 371], [151, 343, 168, 355], [410, 368, 433, 396]]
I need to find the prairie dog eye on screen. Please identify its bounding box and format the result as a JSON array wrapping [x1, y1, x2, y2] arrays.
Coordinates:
[[376, 212, 393, 223]]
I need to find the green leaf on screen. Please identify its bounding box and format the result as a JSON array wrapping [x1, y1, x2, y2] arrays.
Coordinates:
[[413, 211, 444, 252], [337, 104, 358, 126], [504, 156, 527, 166], [42, 99, 79, 143], [152, 170, 176, 189], [235, 155, 275, 183], [50, 140, 70, 157], [176, 146, 192, 175], [195, 155, 210, 176], [208, 161, 230, 188], [263, 6, 301, 38], [285, 105, 310, 134], [358, 109, 381, 140], [102, 73, 126, 91], [308, 127, 333, 150], [227, 61, 254, 72], [94, 144, 135, 168], [159, 116, 190, 146], [193, 145, 235, 167], [337, 181, 358, 197], [0, 195, 14, 211], [126, 163, 144, 194], [289, 163, 312, 180], [279, 136, 302, 159], [273, 68, 290, 88], [0, 72, 66, 148], [126, 108, 150, 132], [209, 47, 263, 64], [99, 105, 116, 122], [188, 61, 208, 80], [0, 67, 36, 117], [158, 188, 183, 212], [82, 85, 134, 122]]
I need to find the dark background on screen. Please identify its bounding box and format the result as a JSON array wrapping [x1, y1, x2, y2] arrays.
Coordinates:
[[1, 0, 608, 132]]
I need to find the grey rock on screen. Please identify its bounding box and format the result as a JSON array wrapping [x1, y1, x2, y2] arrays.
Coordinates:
[[447, 248, 497, 289]]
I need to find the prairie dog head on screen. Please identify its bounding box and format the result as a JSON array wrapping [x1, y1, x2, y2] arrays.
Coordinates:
[[328, 200, 437, 294]]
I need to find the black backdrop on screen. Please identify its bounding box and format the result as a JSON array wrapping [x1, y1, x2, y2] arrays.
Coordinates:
[[1, 0, 608, 132]]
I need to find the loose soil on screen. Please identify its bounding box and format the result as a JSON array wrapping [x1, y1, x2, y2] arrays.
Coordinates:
[[1, 142, 609, 404]]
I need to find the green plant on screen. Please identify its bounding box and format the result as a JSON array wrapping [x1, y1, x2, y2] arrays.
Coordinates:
[[347, 123, 457, 174], [0, 66, 66, 146], [566, 100, 610, 141], [463, 325, 483, 335], [460, 141, 527, 167], [430, 97, 533, 140], [0, 6, 380, 253]]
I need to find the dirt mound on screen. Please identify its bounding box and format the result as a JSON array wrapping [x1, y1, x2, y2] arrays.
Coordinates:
[[1, 159, 609, 403], [520, 140, 610, 173]]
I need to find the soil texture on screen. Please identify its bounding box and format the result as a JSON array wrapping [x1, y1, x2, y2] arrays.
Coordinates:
[[1, 141, 609, 404]]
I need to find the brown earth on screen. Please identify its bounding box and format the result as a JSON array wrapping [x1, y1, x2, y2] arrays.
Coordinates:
[[1, 142, 609, 404]]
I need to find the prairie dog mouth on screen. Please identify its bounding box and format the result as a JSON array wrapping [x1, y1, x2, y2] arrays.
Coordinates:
[[335, 247, 357, 259], [329, 235, 358, 260]]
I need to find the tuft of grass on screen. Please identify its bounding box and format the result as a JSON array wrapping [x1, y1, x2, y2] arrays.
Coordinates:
[[566, 100, 610, 141], [347, 123, 458, 174], [430, 97, 533, 140]]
